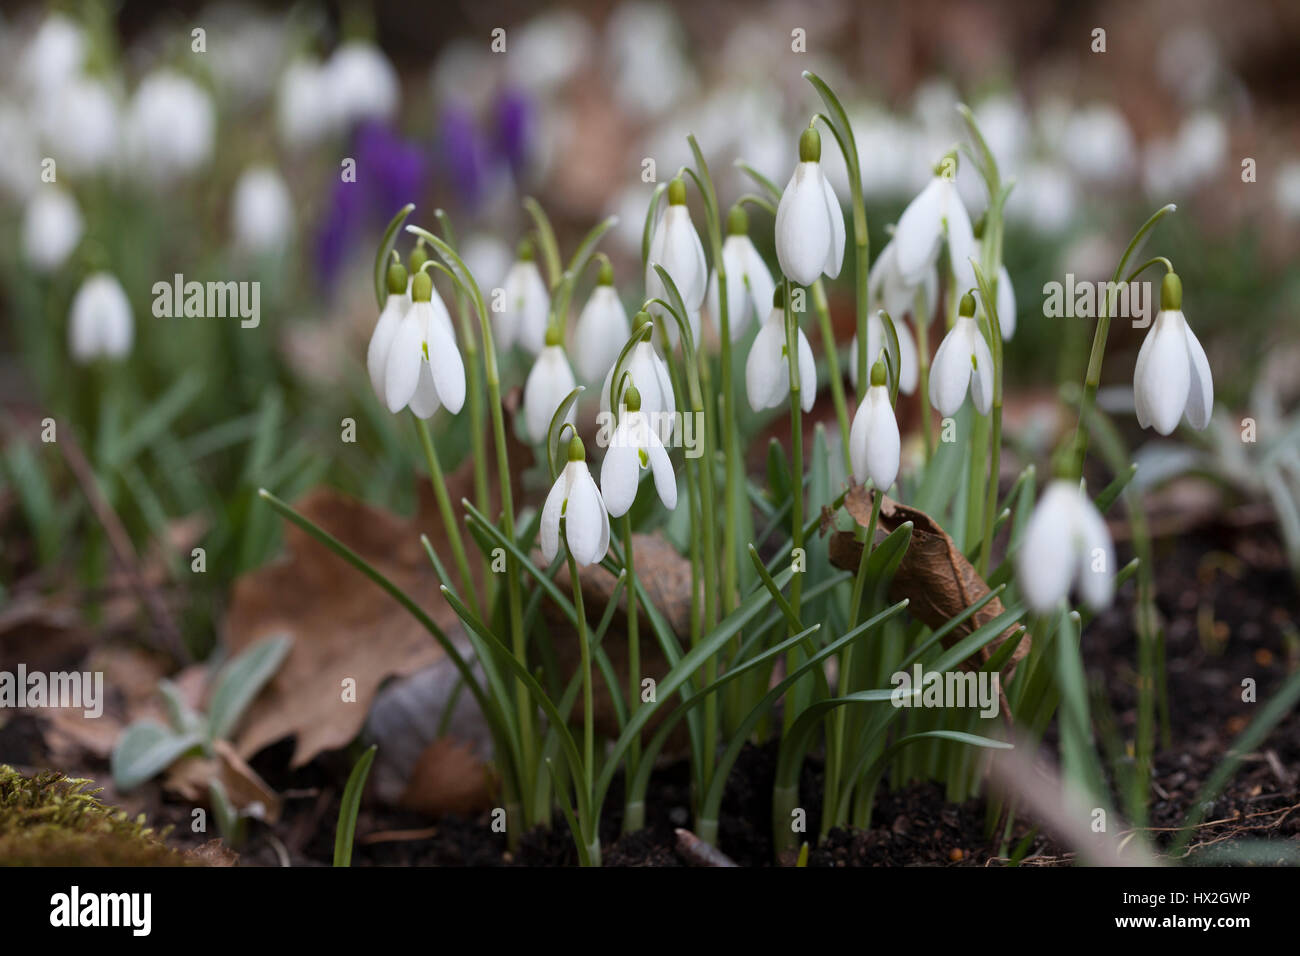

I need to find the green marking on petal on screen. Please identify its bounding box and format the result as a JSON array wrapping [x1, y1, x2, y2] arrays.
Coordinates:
[[638, 448, 648, 468]]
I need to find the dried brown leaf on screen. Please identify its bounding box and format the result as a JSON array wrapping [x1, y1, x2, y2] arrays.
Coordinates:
[[397, 736, 496, 817], [830, 486, 1029, 674]]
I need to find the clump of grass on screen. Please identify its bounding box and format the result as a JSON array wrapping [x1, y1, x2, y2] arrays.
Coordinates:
[[0, 765, 188, 866]]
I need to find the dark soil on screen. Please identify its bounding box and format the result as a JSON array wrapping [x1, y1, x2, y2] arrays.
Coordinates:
[[2, 518, 1296, 866]]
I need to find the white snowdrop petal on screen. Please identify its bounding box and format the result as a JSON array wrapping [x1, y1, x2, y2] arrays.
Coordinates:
[[564, 467, 607, 565], [943, 183, 977, 293], [384, 312, 425, 413], [928, 322, 971, 417], [1182, 320, 1214, 431], [599, 438, 640, 518], [797, 326, 817, 413], [1074, 495, 1116, 611], [1016, 486, 1076, 612], [407, 359, 442, 419], [775, 164, 832, 286], [646, 431, 678, 510], [894, 177, 945, 286], [746, 311, 789, 411], [740, 239, 776, 336], [1139, 312, 1191, 435], [523, 347, 575, 444], [1132, 323, 1157, 430], [425, 304, 466, 414], [997, 264, 1016, 339], [969, 321, 995, 416], [367, 297, 405, 401], [540, 472, 568, 563], [895, 318, 919, 395], [820, 169, 846, 279]]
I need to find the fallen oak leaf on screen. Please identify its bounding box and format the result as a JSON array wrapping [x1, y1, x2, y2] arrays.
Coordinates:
[[397, 736, 497, 817], [223, 479, 469, 768], [164, 739, 283, 824], [828, 485, 1030, 676]]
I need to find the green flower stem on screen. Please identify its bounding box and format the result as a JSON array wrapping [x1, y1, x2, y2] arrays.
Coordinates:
[[812, 279, 852, 462], [564, 542, 595, 808], [435, 211, 492, 591], [406, 224, 537, 822], [914, 287, 934, 458], [413, 415, 480, 618], [621, 512, 644, 832], [973, 265, 1006, 579], [782, 277, 806, 734]]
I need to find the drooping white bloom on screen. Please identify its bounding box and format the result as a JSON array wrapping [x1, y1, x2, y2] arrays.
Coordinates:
[[384, 271, 465, 418], [1133, 274, 1212, 436], [125, 71, 215, 183], [368, 263, 411, 404], [746, 296, 816, 414], [276, 57, 333, 147], [600, 387, 677, 517], [43, 77, 119, 175], [69, 272, 132, 364], [929, 294, 994, 417], [523, 338, 577, 444], [894, 165, 976, 292], [1016, 480, 1115, 613], [599, 315, 676, 434], [774, 127, 845, 287], [704, 208, 775, 342], [572, 269, 629, 383], [497, 245, 550, 354], [1063, 104, 1136, 185], [851, 311, 920, 396], [541, 439, 610, 566], [848, 368, 900, 491], [973, 240, 1016, 340], [20, 14, 86, 97], [231, 166, 293, 254], [325, 42, 399, 130], [22, 188, 83, 272], [646, 177, 707, 349]]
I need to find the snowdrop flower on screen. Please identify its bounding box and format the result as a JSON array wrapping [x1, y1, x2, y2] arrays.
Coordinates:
[[43, 77, 118, 175], [231, 166, 293, 254], [277, 57, 334, 147], [774, 127, 845, 287], [69, 272, 132, 364], [22, 188, 83, 272], [972, 238, 1016, 339], [600, 385, 677, 517], [20, 14, 85, 97], [705, 205, 775, 341], [497, 240, 550, 354], [851, 310, 919, 396], [894, 157, 976, 292], [929, 292, 993, 417], [325, 42, 399, 130], [1133, 273, 1212, 436], [600, 312, 675, 433], [523, 329, 578, 444], [1016, 480, 1115, 613], [572, 261, 629, 382], [646, 177, 707, 348], [125, 71, 215, 183], [746, 287, 815, 414], [1063, 105, 1136, 185], [384, 268, 465, 418], [849, 362, 900, 491], [541, 436, 610, 566], [849, 238, 932, 393], [368, 261, 410, 403]]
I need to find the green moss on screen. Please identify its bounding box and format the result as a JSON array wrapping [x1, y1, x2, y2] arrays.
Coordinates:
[[0, 765, 190, 866]]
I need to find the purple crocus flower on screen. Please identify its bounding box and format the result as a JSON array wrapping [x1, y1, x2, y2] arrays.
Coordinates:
[[494, 88, 534, 177]]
